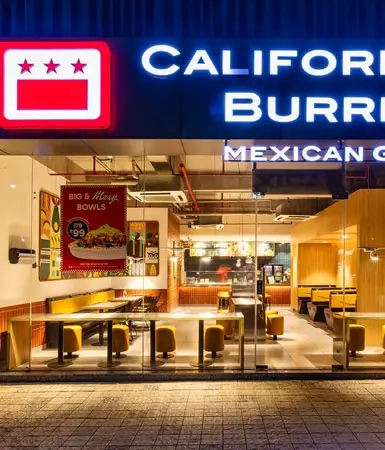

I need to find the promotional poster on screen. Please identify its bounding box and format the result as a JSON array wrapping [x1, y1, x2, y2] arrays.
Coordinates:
[[60, 185, 127, 272]]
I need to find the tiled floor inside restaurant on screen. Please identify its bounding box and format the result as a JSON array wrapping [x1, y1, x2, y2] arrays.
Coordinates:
[[25, 306, 345, 371], [3, 380, 385, 449], [21, 306, 385, 371]]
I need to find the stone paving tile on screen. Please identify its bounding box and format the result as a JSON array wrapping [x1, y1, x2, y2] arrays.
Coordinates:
[[4, 380, 385, 449]]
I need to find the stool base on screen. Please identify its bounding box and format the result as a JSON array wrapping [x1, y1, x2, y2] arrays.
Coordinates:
[[206, 352, 223, 359], [157, 352, 175, 359], [189, 358, 213, 368]]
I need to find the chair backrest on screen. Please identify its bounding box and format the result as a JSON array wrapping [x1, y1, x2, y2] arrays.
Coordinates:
[[49, 294, 91, 314]]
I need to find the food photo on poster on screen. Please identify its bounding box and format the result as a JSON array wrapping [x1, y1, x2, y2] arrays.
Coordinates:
[[60, 185, 127, 272]]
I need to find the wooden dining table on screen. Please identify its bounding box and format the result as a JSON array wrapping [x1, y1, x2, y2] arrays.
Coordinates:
[[113, 295, 143, 302]]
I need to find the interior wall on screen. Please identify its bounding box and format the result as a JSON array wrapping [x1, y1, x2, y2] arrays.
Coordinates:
[[336, 239, 358, 288], [111, 207, 169, 290], [357, 251, 385, 345], [167, 210, 180, 312], [296, 243, 337, 286], [0, 156, 111, 308]]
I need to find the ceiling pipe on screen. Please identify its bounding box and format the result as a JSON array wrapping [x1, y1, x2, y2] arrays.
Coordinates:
[[49, 172, 135, 177], [179, 163, 200, 212]]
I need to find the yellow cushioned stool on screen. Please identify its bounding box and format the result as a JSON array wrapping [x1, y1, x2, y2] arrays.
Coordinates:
[[112, 324, 130, 358], [156, 325, 176, 359], [349, 324, 365, 357], [265, 310, 279, 325], [63, 325, 82, 357], [204, 325, 224, 358], [266, 314, 284, 340]]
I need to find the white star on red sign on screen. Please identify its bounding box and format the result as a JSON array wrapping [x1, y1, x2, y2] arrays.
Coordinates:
[[18, 59, 34, 74], [44, 58, 60, 74], [71, 58, 87, 73]]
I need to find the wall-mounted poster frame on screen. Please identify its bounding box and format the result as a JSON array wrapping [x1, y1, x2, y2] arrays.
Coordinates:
[[126, 221, 159, 277], [39, 190, 106, 280]]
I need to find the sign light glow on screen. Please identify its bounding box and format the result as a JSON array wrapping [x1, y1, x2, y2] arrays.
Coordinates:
[[142, 45, 385, 124], [223, 145, 385, 162], [0, 41, 111, 129]]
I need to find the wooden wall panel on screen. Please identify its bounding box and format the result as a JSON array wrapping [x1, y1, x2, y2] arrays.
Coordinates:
[[265, 285, 290, 305], [0, 301, 45, 366], [297, 243, 337, 286], [167, 210, 180, 312], [357, 190, 385, 248], [290, 244, 298, 310], [290, 190, 385, 346], [179, 286, 231, 305], [357, 252, 385, 345], [336, 240, 358, 288]]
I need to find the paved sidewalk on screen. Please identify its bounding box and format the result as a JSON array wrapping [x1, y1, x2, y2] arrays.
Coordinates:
[[0, 380, 385, 449]]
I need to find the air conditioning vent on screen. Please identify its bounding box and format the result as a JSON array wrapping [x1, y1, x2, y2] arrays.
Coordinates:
[[128, 175, 188, 204], [129, 191, 188, 204], [274, 214, 316, 222], [188, 216, 224, 229], [273, 199, 331, 222]]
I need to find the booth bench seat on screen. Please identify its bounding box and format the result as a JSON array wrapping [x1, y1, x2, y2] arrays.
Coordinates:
[[45, 289, 116, 348]]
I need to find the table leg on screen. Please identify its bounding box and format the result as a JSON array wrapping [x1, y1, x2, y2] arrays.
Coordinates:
[[93, 310, 106, 346], [48, 321, 70, 368], [238, 318, 244, 370], [344, 318, 350, 369], [189, 319, 211, 368], [142, 320, 163, 368], [150, 320, 156, 365], [58, 321, 64, 365], [98, 321, 104, 345], [107, 320, 113, 366], [198, 320, 204, 366]]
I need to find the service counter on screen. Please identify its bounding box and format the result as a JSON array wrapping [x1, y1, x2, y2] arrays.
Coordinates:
[[265, 284, 291, 305], [179, 284, 232, 305]]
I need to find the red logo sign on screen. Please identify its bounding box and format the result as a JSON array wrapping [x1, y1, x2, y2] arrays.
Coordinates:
[[0, 41, 111, 129], [60, 185, 127, 273]]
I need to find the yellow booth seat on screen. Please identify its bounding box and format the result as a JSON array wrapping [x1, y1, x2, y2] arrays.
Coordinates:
[[50, 295, 92, 314], [330, 293, 357, 309], [297, 287, 312, 298], [311, 290, 333, 303], [49, 289, 116, 314]]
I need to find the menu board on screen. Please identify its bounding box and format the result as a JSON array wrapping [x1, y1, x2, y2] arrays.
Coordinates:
[[189, 241, 275, 257], [60, 185, 127, 273], [39, 191, 61, 281], [126, 221, 159, 276]]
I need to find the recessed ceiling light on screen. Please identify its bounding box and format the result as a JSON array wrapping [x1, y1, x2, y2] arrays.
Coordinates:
[[10, 184, 16, 188]]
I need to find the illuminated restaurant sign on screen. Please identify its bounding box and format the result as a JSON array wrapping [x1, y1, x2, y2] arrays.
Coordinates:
[[60, 185, 127, 273], [0, 41, 111, 129], [223, 144, 385, 162], [142, 46, 385, 125]]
